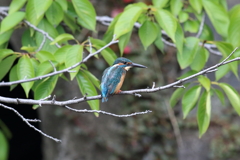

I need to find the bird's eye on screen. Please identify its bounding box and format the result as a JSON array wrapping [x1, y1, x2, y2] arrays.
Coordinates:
[[123, 62, 127, 64]]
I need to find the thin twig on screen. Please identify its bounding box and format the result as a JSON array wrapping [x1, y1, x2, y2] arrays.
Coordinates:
[[65, 106, 152, 117], [36, 35, 46, 52], [196, 14, 205, 38], [48, 60, 57, 72], [164, 100, 183, 148], [0, 103, 61, 142]]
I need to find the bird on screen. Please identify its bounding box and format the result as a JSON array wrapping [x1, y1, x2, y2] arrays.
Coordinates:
[[101, 57, 147, 102]]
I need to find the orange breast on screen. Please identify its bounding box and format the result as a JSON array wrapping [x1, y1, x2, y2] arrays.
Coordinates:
[[114, 73, 126, 93]]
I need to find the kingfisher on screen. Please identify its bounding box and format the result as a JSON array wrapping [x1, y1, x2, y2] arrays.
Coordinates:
[[101, 57, 147, 102]]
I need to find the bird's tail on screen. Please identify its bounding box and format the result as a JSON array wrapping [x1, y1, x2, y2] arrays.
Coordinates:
[[102, 97, 108, 102]]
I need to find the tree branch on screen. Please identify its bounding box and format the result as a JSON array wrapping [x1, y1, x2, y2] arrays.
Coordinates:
[[0, 103, 61, 142], [0, 36, 119, 87], [65, 106, 152, 117], [0, 47, 238, 106]]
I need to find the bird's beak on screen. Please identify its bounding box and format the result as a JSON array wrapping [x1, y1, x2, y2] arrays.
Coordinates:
[[130, 63, 147, 68]]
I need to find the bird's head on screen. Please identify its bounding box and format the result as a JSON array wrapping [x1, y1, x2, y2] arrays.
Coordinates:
[[113, 57, 147, 71]]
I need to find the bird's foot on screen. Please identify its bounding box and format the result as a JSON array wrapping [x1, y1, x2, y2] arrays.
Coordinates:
[[116, 90, 122, 94]]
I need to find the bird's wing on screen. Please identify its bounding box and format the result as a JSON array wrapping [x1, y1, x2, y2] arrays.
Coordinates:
[[101, 66, 125, 96], [106, 67, 125, 95]]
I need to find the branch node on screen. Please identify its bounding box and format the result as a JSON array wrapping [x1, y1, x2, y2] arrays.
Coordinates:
[[51, 95, 56, 104], [152, 82, 155, 89], [16, 98, 20, 105], [83, 93, 88, 99], [134, 93, 142, 97]]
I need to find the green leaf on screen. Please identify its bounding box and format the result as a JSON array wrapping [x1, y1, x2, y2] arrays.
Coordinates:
[[21, 46, 37, 52], [56, 0, 68, 11], [82, 70, 100, 90], [45, 1, 64, 26], [152, 0, 169, 8], [0, 30, 14, 46], [170, 87, 185, 107], [90, 38, 117, 66], [215, 42, 238, 79], [182, 85, 201, 118], [199, 24, 214, 41], [9, 65, 18, 91], [0, 12, 25, 34], [0, 55, 17, 81], [9, 0, 27, 14], [26, 0, 52, 26], [0, 49, 14, 62], [170, 0, 183, 16], [17, 55, 35, 97], [36, 61, 58, 76], [72, 0, 96, 31], [197, 91, 211, 137], [228, 5, 240, 48], [179, 11, 189, 23], [198, 76, 211, 92], [219, 83, 240, 115], [190, 47, 209, 71], [175, 22, 184, 55], [0, 131, 9, 160], [202, 0, 229, 37], [36, 51, 55, 63], [76, 71, 99, 117], [215, 63, 230, 81], [155, 9, 177, 42], [30, 58, 40, 76], [54, 45, 71, 64], [154, 31, 164, 53], [103, 14, 121, 43], [184, 20, 199, 33], [118, 31, 132, 56], [177, 37, 199, 69], [21, 29, 37, 47], [34, 75, 58, 100], [139, 21, 159, 50], [50, 33, 75, 45], [35, 19, 58, 52], [65, 45, 83, 80], [114, 5, 143, 38], [189, 0, 202, 13], [214, 88, 225, 105], [63, 12, 79, 33]]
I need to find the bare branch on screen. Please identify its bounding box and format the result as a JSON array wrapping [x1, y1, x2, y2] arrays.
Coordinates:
[[36, 34, 46, 52], [0, 48, 239, 106], [0, 103, 61, 142], [173, 85, 185, 88], [48, 60, 57, 72], [65, 106, 152, 117], [164, 100, 183, 148], [196, 14, 205, 38]]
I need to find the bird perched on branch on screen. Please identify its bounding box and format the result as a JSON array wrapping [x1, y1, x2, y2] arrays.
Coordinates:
[[101, 57, 147, 102]]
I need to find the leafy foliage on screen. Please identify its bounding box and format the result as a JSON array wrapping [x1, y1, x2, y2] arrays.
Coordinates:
[[0, 0, 240, 139]]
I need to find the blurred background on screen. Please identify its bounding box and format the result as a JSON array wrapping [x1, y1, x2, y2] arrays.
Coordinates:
[[0, 0, 240, 160]]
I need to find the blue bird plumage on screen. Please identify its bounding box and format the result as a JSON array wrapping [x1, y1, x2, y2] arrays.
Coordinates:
[[101, 57, 147, 102]]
